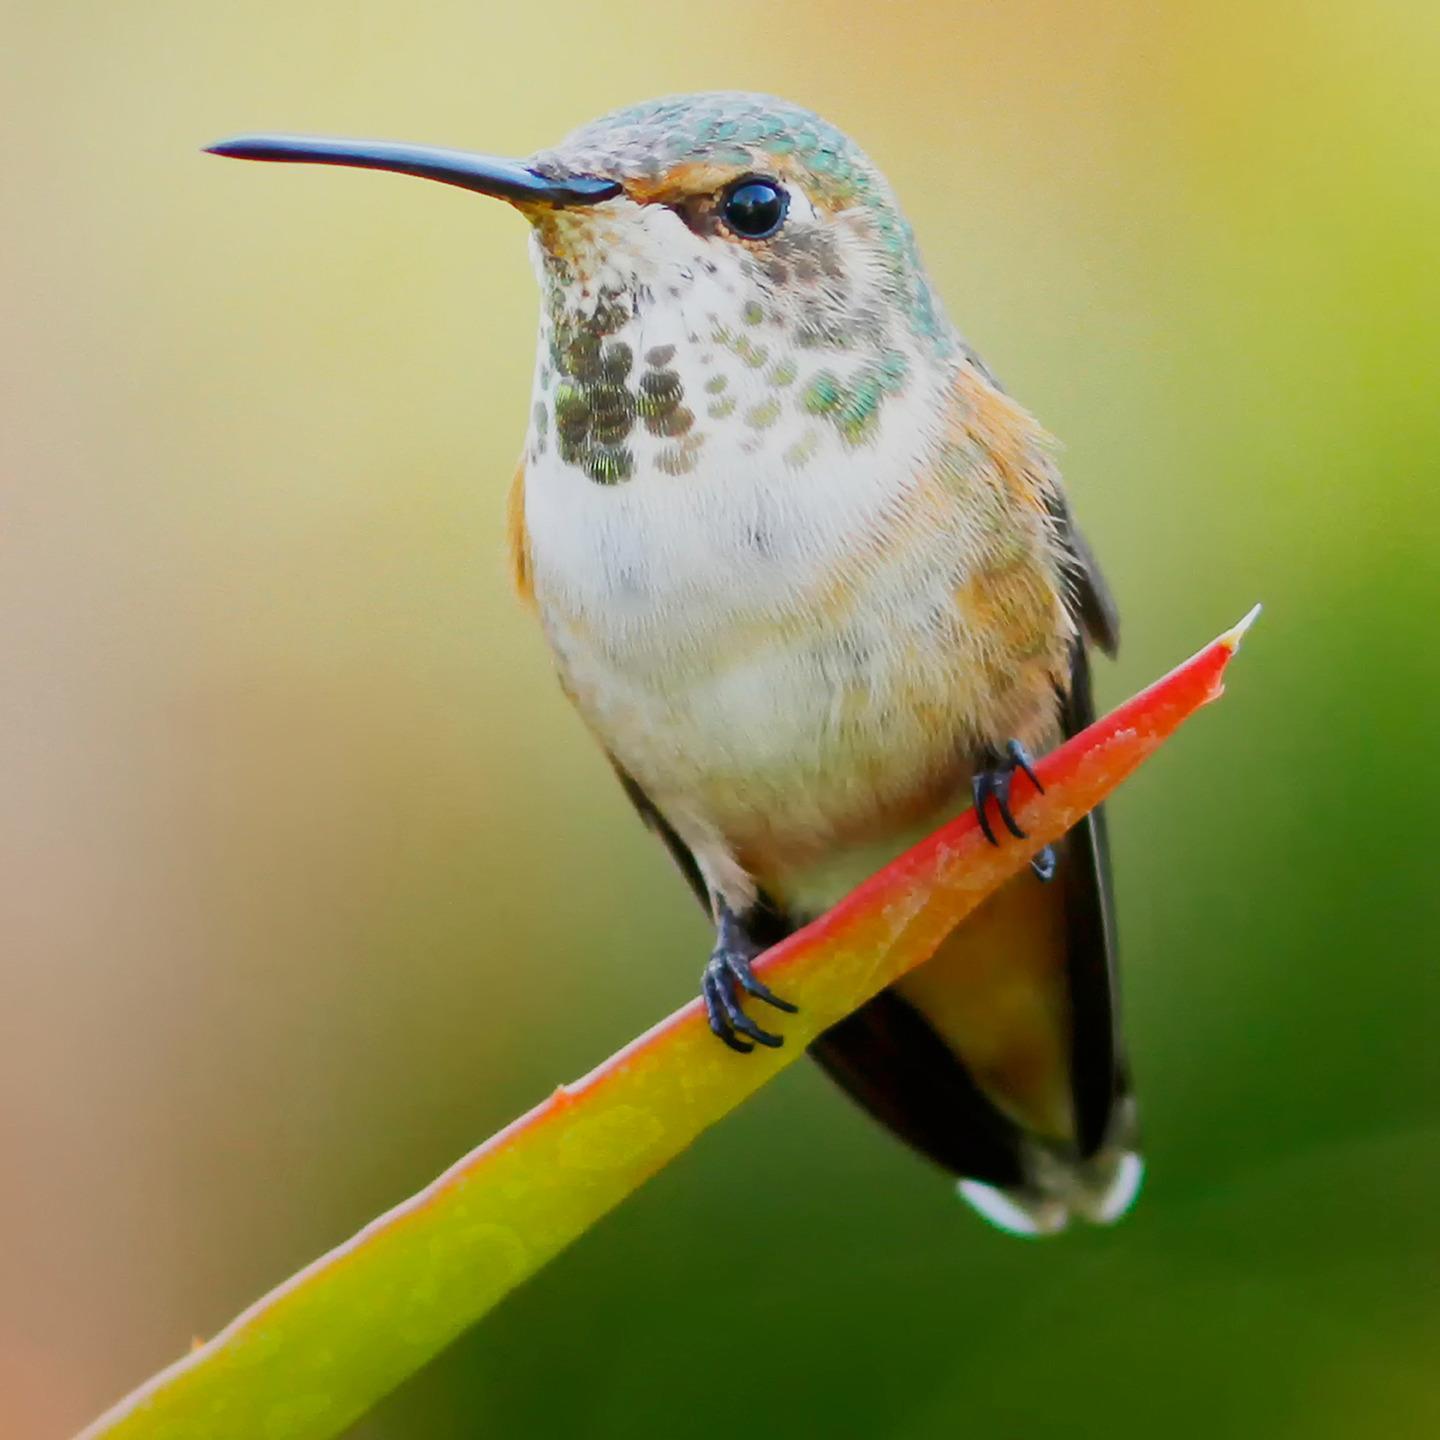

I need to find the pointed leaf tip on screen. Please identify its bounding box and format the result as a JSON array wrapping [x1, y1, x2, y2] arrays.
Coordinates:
[[1222, 603, 1263, 652]]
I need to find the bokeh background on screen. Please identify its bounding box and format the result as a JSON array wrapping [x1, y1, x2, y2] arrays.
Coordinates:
[[5, 2, 1439, 1436]]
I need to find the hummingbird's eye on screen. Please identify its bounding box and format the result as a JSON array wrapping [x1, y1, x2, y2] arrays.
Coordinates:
[[720, 178, 788, 240]]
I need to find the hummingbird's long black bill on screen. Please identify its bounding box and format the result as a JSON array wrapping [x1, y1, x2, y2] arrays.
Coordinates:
[[205, 134, 620, 206]]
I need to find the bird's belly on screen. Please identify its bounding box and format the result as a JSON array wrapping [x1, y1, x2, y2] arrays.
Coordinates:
[[545, 581, 1062, 913], [566, 618, 953, 819]]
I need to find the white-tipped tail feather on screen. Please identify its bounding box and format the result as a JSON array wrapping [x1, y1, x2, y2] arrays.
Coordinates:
[[958, 1147, 1145, 1237]]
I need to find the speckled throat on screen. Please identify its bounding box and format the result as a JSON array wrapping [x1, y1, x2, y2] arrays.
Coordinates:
[[524, 224, 936, 491]]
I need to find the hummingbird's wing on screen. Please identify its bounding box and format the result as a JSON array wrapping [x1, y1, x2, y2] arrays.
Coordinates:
[[1048, 491, 1128, 1155], [610, 761, 710, 910], [1053, 631, 1128, 1159], [1050, 489, 1120, 657]]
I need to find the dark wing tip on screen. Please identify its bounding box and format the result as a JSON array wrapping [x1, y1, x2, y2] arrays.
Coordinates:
[[1060, 512, 1121, 657]]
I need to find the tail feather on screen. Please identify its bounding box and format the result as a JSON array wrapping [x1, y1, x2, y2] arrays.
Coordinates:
[[957, 1099, 1144, 1236]]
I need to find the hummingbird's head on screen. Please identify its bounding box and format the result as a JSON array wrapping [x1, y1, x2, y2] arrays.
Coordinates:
[[209, 93, 960, 489], [514, 93, 964, 484]]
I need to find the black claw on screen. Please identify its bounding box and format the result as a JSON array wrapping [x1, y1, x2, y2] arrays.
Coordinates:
[[726, 951, 799, 1014], [1030, 844, 1057, 882], [703, 970, 754, 1053], [729, 1005, 785, 1048], [972, 772, 1000, 847], [973, 739, 1050, 850], [714, 1024, 754, 1055], [992, 769, 1028, 840], [1006, 739, 1045, 796], [701, 906, 795, 1053], [704, 959, 782, 1048]]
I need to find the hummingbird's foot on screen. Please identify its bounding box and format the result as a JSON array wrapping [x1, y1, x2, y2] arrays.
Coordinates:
[[702, 905, 798, 1054], [972, 739, 1046, 849]]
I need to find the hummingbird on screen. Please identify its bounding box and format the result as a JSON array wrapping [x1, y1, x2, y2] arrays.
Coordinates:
[[209, 92, 1141, 1236]]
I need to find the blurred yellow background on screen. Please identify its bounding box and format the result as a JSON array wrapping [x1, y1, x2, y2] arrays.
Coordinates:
[[4, 2, 1438, 1436]]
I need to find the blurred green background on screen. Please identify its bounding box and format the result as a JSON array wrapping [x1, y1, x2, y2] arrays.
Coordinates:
[[4, 2, 1438, 1436]]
